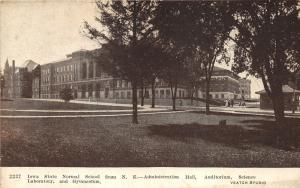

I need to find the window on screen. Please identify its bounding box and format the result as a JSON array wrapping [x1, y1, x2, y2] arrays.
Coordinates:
[[127, 91, 131, 99], [95, 63, 101, 77], [105, 88, 109, 98], [122, 80, 126, 88], [145, 90, 150, 98], [82, 63, 87, 79], [88, 84, 93, 97], [221, 94, 224, 98], [88, 62, 94, 78], [215, 94, 219, 99], [166, 90, 171, 98], [160, 90, 165, 98]]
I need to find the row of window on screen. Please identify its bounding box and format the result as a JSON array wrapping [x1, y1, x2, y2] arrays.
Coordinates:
[[115, 89, 186, 99], [54, 74, 75, 83], [43, 76, 50, 84], [55, 64, 76, 73], [116, 80, 131, 88], [42, 68, 50, 75]]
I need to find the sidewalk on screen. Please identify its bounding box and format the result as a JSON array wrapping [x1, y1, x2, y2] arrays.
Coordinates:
[[184, 105, 300, 118], [25, 98, 300, 118]]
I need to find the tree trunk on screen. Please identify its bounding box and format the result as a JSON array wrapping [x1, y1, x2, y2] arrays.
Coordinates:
[[132, 82, 138, 124], [205, 80, 210, 115], [140, 81, 144, 106], [151, 79, 155, 108], [171, 83, 178, 111], [271, 87, 285, 125], [190, 88, 194, 105]]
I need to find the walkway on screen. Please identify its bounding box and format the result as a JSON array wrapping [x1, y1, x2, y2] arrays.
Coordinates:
[[2, 98, 299, 119], [184, 106, 300, 119]]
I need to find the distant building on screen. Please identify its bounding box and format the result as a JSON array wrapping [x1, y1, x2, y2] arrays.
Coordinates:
[[198, 67, 241, 100], [239, 78, 251, 99], [3, 59, 39, 98], [3, 59, 16, 98], [255, 85, 300, 110]]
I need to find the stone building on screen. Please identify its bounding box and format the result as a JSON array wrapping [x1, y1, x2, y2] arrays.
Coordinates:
[[2, 59, 39, 98], [39, 49, 116, 99], [239, 78, 251, 99], [38, 49, 189, 102], [5, 48, 251, 104], [198, 67, 241, 100], [255, 85, 300, 110]]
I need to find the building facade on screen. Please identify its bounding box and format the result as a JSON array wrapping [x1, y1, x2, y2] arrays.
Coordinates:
[[37, 49, 189, 102], [198, 67, 241, 100], [3, 49, 251, 103], [239, 78, 251, 99], [255, 85, 300, 110], [3, 59, 39, 99]]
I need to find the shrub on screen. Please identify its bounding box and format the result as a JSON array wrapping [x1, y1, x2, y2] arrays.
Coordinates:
[[59, 88, 73, 102]]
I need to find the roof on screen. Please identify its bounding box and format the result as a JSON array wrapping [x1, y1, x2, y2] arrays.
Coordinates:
[[46, 57, 72, 65], [213, 66, 228, 72], [22, 60, 39, 72], [255, 85, 300, 94]]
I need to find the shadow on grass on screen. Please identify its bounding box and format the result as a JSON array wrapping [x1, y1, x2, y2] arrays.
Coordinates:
[[147, 121, 300, 151]]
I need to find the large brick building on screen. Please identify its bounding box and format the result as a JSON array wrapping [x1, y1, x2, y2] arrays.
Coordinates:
[[4, 49, 251, 103], [198, 67, 241, 100], [36, 49, 189, 102]]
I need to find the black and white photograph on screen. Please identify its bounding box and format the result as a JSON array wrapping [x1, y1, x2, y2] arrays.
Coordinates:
[[1, 0, 300, 187]]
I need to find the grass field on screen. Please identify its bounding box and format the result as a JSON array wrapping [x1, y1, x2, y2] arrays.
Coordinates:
[[1, 108, 300, 167]]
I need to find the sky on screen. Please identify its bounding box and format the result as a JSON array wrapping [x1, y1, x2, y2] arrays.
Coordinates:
[[0, 0, 263, 98]]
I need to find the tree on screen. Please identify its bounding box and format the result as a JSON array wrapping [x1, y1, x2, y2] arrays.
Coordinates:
[[229, 0, 300, 123], [137, 41, 167, 108], [84, 1, 156, 124], [60, 88, 73, 102], [184, 55, 204, 105], [153, 1, 231, 113], [161, 48, 187, 111]]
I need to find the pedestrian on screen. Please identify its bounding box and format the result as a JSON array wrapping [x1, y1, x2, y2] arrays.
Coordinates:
[[225, 99, 228, 107], [231, 99, 234, 107]]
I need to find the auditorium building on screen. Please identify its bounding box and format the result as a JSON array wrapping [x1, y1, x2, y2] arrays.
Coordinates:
[[197, 67, 241, 100]]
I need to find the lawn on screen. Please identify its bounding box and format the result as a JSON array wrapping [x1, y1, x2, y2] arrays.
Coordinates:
[[1, 111, 300, 167], [0, 99, 132, 110]]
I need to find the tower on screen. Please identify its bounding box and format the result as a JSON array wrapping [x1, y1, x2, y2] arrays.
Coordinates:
[[12, 60, 16, 98]]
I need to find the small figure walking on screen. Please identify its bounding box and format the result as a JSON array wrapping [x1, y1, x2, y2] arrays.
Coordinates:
[[231, 99, 234, 107]]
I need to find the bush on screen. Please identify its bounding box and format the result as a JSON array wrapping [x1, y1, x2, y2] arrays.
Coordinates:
[[59, 88, 73, 102]]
